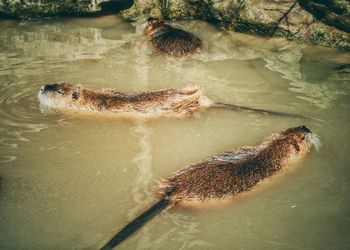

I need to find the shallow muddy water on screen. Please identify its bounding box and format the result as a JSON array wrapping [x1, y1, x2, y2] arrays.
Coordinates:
[[0, 15, 349, 250]]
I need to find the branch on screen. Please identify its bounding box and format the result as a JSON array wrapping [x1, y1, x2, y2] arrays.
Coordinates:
[[271, 0, 299, 36]]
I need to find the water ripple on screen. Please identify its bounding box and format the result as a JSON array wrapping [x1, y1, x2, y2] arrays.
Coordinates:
[[128, 121, 154, 219], [175, 20, 349, 109], [0, 20, 132, 163], [0, 156, 17, 163], [0, 76, 54, 161]]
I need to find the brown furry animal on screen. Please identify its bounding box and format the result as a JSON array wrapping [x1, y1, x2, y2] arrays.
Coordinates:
[[38, 82, 208, 116], [38, 82, 299, 118], [100, 126, 320, 249], [145, 17, 203, 56]]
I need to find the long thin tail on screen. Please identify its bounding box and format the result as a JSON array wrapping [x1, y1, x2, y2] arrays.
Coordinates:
[[213, 102, 309, 119], [100, 198, 171, 250]]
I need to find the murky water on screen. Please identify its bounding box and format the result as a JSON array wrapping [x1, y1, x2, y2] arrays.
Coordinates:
[[0, 15, 349, 250]]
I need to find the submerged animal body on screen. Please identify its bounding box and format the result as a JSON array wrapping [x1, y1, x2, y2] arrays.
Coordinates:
[[145, 17, 203, 56], [100, 126, 320, 249], [38, 82, 299, 118]]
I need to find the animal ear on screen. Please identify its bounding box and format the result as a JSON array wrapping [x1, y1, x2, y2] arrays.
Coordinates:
[[146, 17, 155, 22], [292, 139, 300, 152], [72, 91, 79, 100]]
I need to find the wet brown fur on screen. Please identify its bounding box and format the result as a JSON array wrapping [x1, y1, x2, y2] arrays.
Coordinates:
[[145, 18, 202, 56], [38, 82, 204, 115], [160, 126, 314, 202]]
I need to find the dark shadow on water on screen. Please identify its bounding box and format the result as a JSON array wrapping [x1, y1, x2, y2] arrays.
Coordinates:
[[90, 0, 133, 17], [101, 0, 134, 12], [0, 176, 3, 192]]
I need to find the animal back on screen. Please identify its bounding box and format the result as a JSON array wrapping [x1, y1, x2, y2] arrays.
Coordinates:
[[152, 28, 202, 56], [106, 86, 203, 115], [160, 147, 267, 201]]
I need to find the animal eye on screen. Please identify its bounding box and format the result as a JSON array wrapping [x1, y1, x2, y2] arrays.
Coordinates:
[[300, 135, 305, 140], [72, 92, 79, 100], [57, 89, 65, 94]]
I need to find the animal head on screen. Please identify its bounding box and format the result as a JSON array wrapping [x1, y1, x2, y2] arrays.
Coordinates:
[[144, 17, 164, 36], [279, 126, 320, 157], [38, 82, 82, 109]]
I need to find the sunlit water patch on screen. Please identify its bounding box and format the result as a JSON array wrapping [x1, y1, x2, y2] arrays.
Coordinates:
[[0, 15, 349, 250]]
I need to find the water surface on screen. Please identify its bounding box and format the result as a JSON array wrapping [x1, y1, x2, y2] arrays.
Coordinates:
[[0, 15, 349, 250]]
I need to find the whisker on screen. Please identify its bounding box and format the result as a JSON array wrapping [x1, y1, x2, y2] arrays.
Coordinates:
[[308, 133, 321, 151]]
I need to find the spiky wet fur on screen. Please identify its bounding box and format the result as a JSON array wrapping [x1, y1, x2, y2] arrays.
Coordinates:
[[145, 18, 202, 56], [159, 126, 320, 201]]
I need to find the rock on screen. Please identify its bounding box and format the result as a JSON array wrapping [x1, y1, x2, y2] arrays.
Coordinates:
[[121, 0, 349, 50], [1, 0, 348, 49], [0, 0, 130, 19], [163, 0, 205, 20], [299, 0, 350, 33], [212, 0, 350, 50], [120, 0, 204, 21], [120, 0, 163, 21]]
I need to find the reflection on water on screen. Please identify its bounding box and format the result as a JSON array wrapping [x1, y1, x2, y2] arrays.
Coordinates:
[[196, 26, 350, 109], [0, 15, 349, 250], [129, 121, 153, 219]]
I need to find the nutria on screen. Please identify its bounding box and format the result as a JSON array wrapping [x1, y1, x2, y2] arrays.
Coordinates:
[[100, 126, 320, 249], [38, 82, 206, 116], [144, 17, 203, 56], [38, 82, 301, 118]]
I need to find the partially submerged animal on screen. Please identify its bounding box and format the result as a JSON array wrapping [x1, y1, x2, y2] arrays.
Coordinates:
[[145, 17, 203, 56], [38, 82, 208, 116], [38, 82, 299, 118], [100, 126, 320, 249]]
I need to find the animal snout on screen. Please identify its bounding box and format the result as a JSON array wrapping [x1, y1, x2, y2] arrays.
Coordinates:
[[41, 83, 59, 93], [297, 125, 312, 134]]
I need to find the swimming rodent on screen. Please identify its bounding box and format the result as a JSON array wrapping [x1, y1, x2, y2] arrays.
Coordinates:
[[100, 126, 320, 249], [38, 82, 302, 118], [144, 17, 203, 56]]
